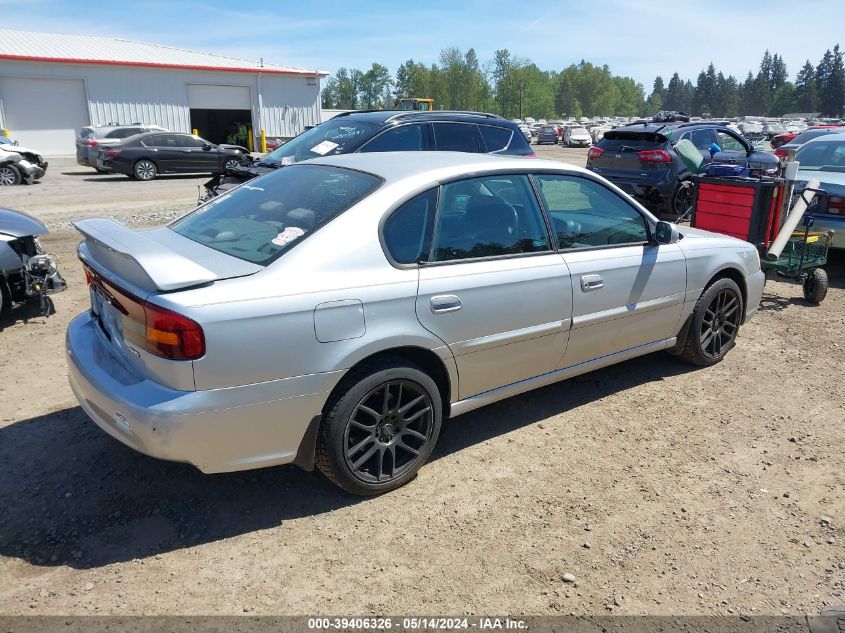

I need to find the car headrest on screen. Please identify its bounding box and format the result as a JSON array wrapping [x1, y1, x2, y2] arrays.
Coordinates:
[[286, 208, 316, 230]]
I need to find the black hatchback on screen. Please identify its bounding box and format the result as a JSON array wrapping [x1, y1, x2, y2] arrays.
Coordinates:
[[207, 110, 534, 197], [97, 132, 249, 181]]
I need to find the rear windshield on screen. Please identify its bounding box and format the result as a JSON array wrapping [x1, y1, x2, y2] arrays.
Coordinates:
[[260, 119, 375, 166], [601, 130, 667, 144], [792, 128, 840, 144], [795, 140, 845, 172], [170, 165, 382, 265]]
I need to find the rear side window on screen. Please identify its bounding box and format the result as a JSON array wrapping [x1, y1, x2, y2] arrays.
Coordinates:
[[106, 127, 143, 139], [534, 174, 648, 248], [171, 165, 382, 265], [383, 189, 437, 264], [433, 123, 480, 152], [430, 175, 550, 262], [360, 124, 425, 153], [479, 125, 513, 152]]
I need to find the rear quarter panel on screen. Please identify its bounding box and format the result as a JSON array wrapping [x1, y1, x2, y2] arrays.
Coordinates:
[[159, 184, 457, 393]]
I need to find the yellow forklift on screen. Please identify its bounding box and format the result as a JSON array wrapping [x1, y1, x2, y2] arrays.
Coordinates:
[[395, 98, 434, 111]]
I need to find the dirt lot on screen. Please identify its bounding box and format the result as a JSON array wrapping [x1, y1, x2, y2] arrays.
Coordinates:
[[0, 151, 842, 616]]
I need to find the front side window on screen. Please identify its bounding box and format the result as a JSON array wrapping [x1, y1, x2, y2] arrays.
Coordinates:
[[171, 165, 381, 265], [687, 129, 717, 151], [360, 124, 425, 153], [179, 135, 208, 148], [430, 175, 550, 262], [715, 130, 746, 152], [383, 189, 437, 264], [433, 123, 480, 152], [534, 174, 649, 249]]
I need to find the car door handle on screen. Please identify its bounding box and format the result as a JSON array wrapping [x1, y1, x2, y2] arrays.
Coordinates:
[[580, 275, 604, 291], [430, 295, 462, 314]]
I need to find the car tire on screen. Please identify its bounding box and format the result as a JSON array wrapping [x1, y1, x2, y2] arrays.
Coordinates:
[[0, 164, 22, 186], [671, 180, 695, 218], [315, 356, 442, 496], [133, 159, 157, 181], [677, 277, 744, 367], [223, 158, 241, 171], [802, 267, 828, 304]]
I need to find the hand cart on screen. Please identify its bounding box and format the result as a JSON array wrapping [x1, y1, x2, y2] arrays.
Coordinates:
[[762, 213, 834, 304]]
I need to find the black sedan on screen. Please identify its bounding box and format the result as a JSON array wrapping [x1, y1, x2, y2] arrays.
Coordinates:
[[96, 132, 249, 181]]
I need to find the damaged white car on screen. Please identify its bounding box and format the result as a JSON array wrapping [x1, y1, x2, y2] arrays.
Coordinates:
[[0, 137, 48, 185]]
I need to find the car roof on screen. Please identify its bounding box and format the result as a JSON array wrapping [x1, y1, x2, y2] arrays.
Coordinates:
[[304, 151, 590, 184]]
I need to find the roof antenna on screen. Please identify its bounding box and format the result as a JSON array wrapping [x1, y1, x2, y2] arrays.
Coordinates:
[[260, 57, 264, 68]]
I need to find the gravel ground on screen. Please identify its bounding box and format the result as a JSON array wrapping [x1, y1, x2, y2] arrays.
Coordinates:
[[0, 151, 842, 616]]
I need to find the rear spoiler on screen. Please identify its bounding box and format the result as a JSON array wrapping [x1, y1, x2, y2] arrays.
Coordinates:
[[73, 218, 218, 292]]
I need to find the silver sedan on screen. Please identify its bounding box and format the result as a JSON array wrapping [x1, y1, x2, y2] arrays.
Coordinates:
[[66, 152, 765, 495]]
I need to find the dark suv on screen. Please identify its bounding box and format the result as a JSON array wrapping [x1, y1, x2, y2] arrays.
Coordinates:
[[206, 110, 534, 197], [586, 122, 779, 217]]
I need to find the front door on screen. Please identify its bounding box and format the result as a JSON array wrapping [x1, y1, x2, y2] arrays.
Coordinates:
[[533, 173, 686, 368], [415, 174, 572, 399], [173, 134, 219, 172]]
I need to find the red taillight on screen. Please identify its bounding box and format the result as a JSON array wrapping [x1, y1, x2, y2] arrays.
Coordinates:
[[84, 268, 92, 285], [104, 149, 121, 157], [638, 149, 672, 163], [83, 140, 98, 147], [587, 146, 604, 160], [773, 148, 789, 159], [143, 302, 205, 361], [525, 152, 537, 158], [83, 264, 204, 361], [828, 196, 844, 215]]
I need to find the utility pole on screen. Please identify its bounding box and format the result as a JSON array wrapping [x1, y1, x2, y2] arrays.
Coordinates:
[[518, 82, 525, 119]]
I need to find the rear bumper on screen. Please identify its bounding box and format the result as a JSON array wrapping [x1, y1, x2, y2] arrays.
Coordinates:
[[66, 312, 341, 473], [744, 269, 765, 322]]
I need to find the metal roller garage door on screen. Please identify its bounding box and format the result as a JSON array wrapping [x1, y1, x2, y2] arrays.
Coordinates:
[[0, 77, 89, 155], [187, 84, 251, 110]]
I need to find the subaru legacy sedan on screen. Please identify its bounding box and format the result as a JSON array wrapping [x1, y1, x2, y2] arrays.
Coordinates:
[[67, 152, 764, 495]]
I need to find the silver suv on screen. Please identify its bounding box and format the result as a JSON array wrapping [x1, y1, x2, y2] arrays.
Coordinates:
[[76, 124, 167, 171]]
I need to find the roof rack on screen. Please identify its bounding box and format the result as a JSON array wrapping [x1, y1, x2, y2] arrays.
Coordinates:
[[386, 110, 501, 121]]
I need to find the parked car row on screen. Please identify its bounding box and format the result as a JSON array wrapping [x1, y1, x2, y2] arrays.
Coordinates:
[[0, 136, 48, 186]]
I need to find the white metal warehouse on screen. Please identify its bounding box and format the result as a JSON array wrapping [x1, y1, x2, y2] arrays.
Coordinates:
[[0, 29, 327, 155]]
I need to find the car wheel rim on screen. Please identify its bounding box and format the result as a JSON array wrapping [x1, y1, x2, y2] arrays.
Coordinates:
[[699, 289, 740, 359], [343, 379, 434, 484], [136, 162, 154, 179], [0, 167, 15, 185], [674, 184, 693, 215], [224, 159, 239, 170]]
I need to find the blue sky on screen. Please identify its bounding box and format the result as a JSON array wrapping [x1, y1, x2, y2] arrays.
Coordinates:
[[3, 0, 842, 89]]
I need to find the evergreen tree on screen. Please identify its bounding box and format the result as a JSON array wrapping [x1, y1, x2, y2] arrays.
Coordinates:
[[829, 45, 845, 116], [664, 73, 683, 111], [795, 60, 818, 112], [816, 49, 834, 115], [771, 54, 788, 92]]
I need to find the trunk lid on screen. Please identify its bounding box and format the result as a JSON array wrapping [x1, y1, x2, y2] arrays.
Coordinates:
[[74, 218, 262, 293], [75, 219, 263, 391]]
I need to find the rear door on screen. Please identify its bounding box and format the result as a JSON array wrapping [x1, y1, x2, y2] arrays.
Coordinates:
[[147, 134, 183, 172], [415, 173, 572, 399], [173, 134, 219, 172], [533, 173, 686, 368]]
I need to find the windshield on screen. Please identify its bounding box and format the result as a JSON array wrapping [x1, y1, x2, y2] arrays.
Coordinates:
[[170, 165, 382, 265], [796, 140, 845, 172], [0, 137, 12, 145], [261, 119, 375, 166], [572, 128, 589, 135]]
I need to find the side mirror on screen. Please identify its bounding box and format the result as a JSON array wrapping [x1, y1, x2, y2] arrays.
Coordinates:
[[13, 140, 19, 146], [654, 221, 680, 244], [202, 143, 212, 151]]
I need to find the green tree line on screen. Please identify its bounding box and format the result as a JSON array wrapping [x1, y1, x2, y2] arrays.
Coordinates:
[[321, 46, 845, 119]]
